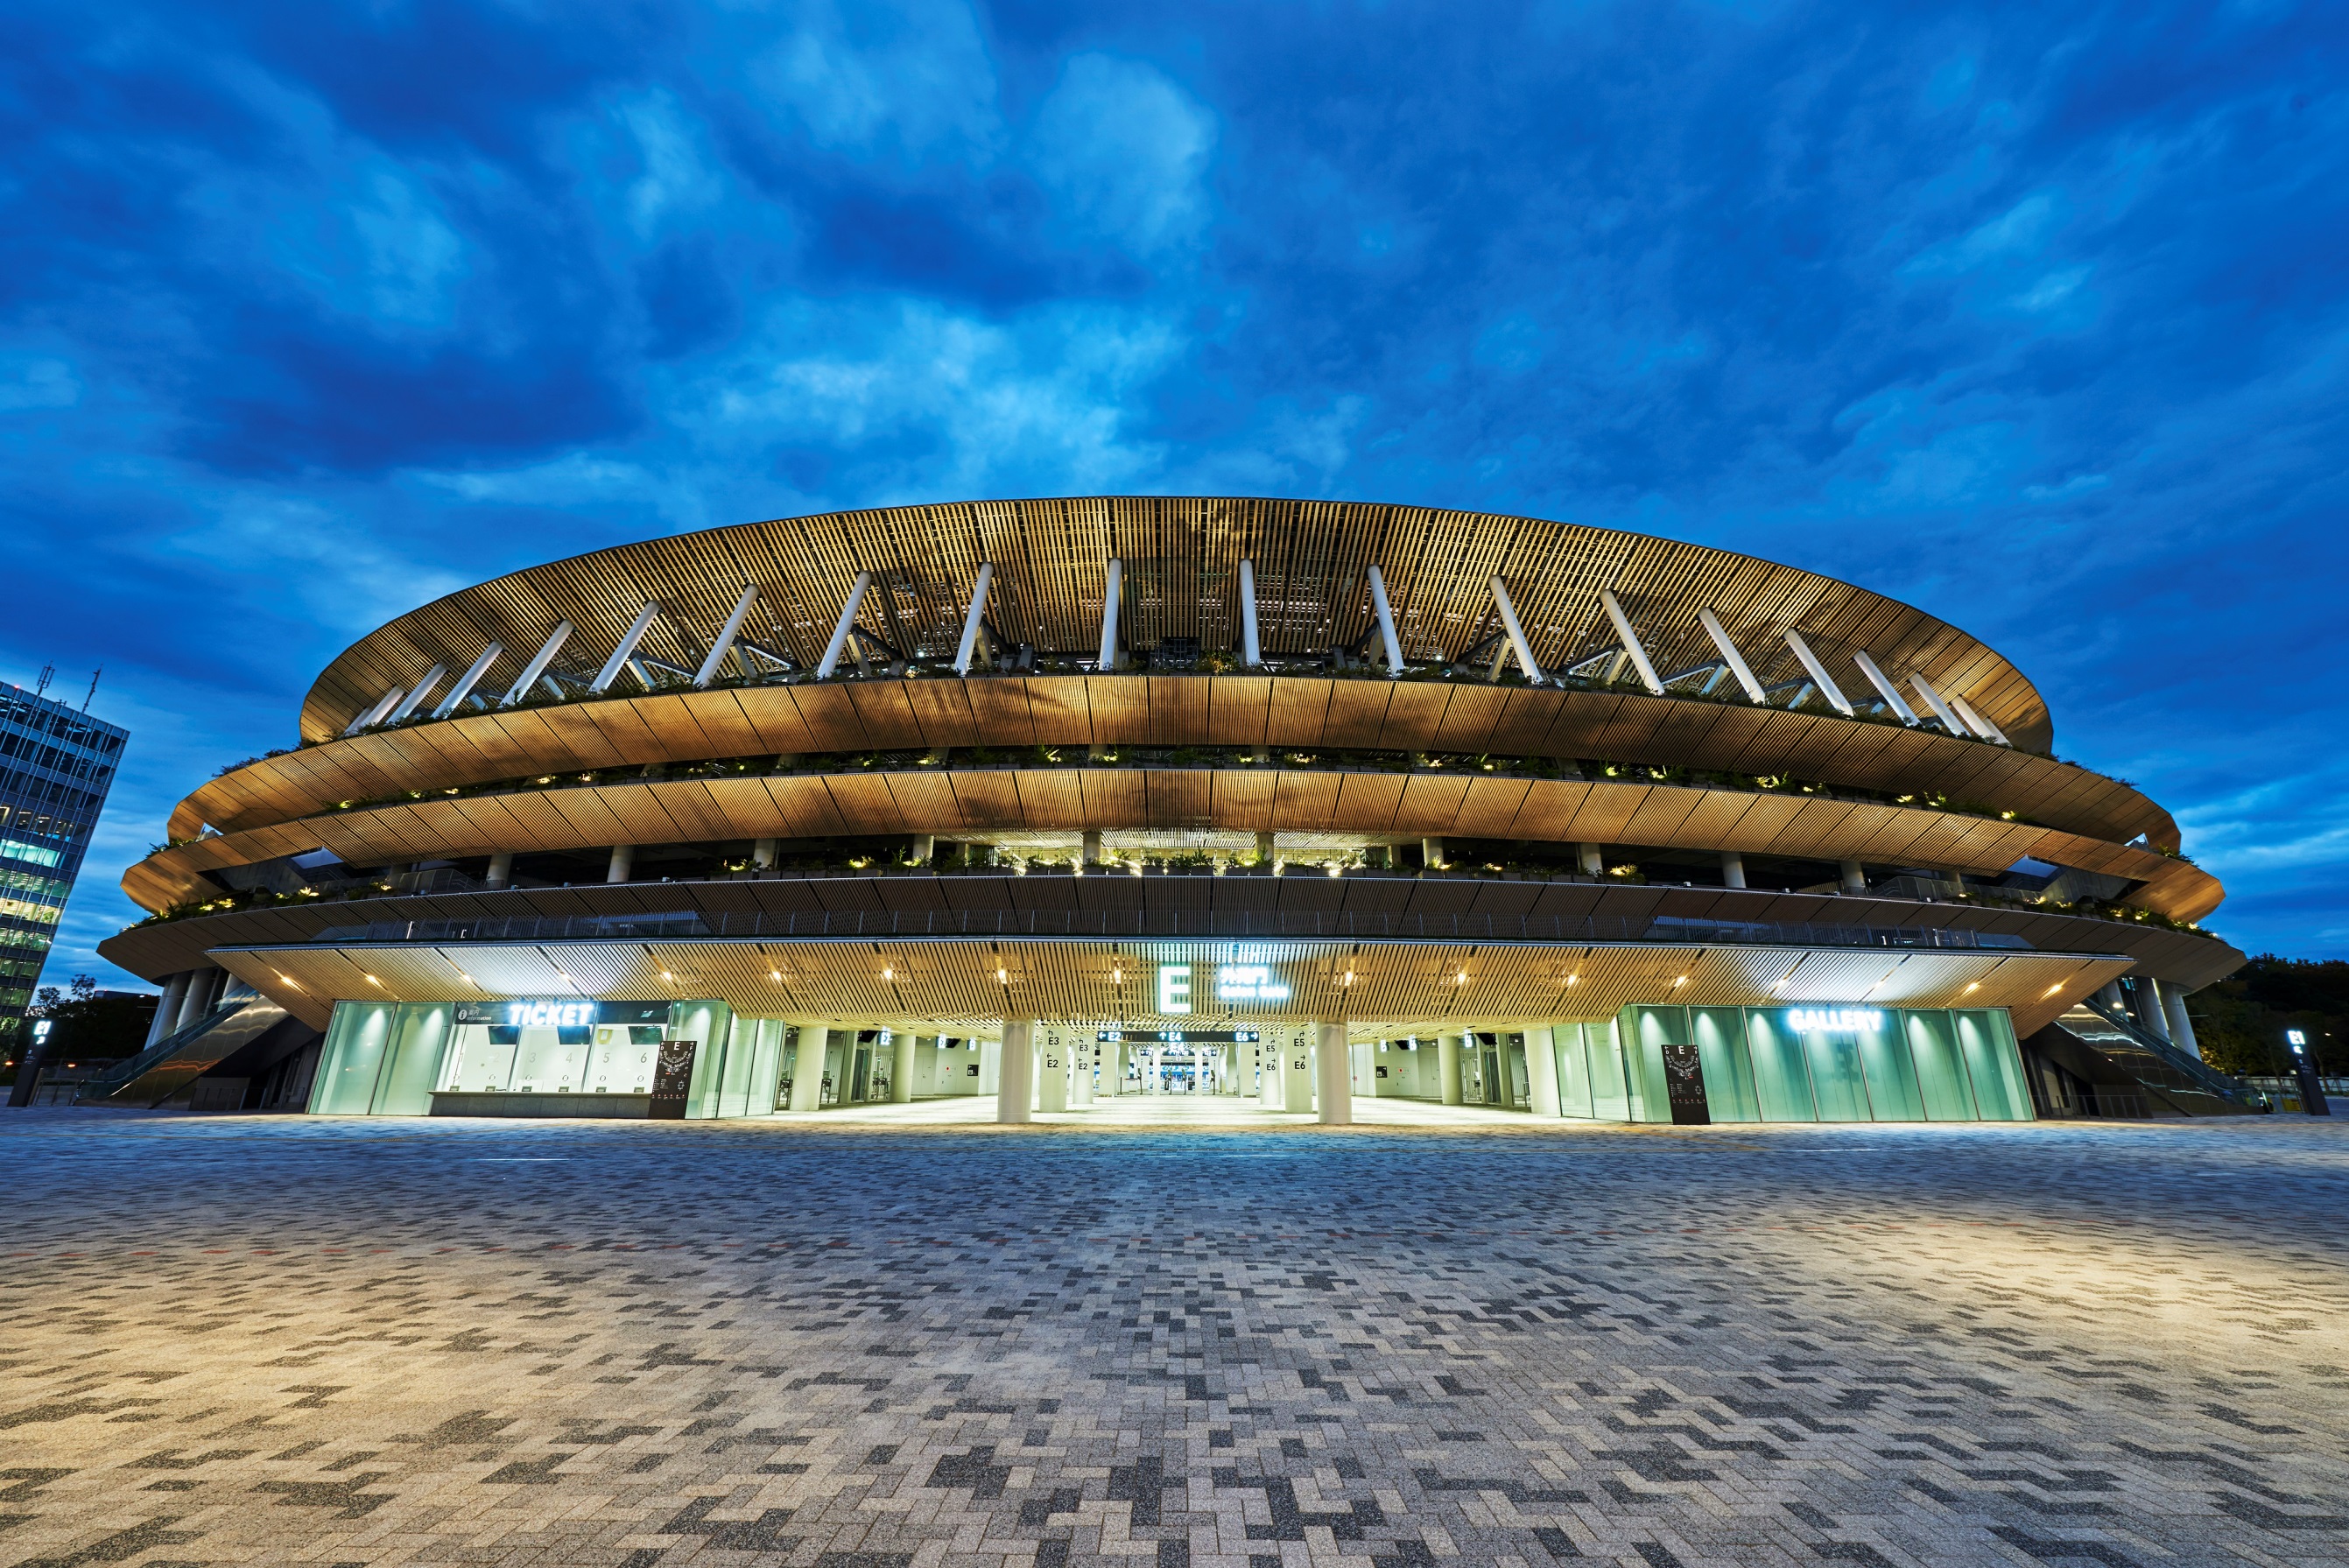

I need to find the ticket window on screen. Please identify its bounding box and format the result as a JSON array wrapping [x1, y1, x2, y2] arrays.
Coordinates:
[[512, 1025, 594, 1093], [440, 1024, 521, 1093], [586, 1024, 665, 1093]]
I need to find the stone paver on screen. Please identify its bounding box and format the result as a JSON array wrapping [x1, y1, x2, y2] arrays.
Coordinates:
[[0, 1109, 2344, 1568]]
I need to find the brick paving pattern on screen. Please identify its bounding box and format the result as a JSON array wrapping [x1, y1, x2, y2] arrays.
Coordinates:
[[0, 1110, 2343, 1567]]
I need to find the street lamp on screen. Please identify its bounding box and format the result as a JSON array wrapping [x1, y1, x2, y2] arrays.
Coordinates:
[[2285, 1030, 2332, 1117]]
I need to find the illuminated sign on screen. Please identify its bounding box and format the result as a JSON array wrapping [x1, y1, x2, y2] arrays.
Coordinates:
[[1215, 964, 1291, 1005], [1786, 1008, 1883, 1034], [506, 1000, 598, 1030], [1157, 964, 1192, 1015]]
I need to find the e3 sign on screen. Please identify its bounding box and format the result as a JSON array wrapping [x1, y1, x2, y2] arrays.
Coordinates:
[[1157, 963, 1192, 1015]]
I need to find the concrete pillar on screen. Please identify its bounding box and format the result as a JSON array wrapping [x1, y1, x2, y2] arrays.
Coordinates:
[[1524, 1024, 1561, 1117], [996, 1020, 1035, 1123], [1438, 1034, 1464, 1106], [485, 852, 513, 889], [1083, 829, 1103, 865], [1037, 1030, 1069, 1112], [1259, 1038, 1286, 1109], [2138, 978, 2173, 1043], [1579, 842, 1604, 876], [1315, 1021, 1352, 1126], [788, 1026, 829, 1111], [1720, 852, 1746, 889], [752, 837, 777, 870], [1072, 1039, 1094, 1106], [1278, 1034, 1314, 1112], [908, 833, 934, 866], [1422, 836, 1445, 869], [1255, 831, 1276, 865], [145, 972, 193, 1047], [178, 968, 227, 1033], [1838, 859, 1866, 894], [2163, 987, 2204, 1060], [607, 844, 635, 883], [891, 1030, 917, 1102]]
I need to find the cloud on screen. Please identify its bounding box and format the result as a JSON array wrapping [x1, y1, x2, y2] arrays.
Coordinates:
[[1028, 53, 1217, 257]]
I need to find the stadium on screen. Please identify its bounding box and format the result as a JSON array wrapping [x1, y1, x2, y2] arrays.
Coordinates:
[[89, 497, 2248, 1122]]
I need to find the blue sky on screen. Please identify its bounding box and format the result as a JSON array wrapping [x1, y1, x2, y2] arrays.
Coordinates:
[[6, 0, 2346, 988]]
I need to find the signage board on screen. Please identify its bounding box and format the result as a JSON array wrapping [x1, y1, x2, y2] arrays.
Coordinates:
[[454, 1000, 671, 1028], [1157, 964, 1192, 1014], [1215, 964, 1291, 1005], [1784, 1008, 1884, 1034], [648, 1040, 698, 1119]]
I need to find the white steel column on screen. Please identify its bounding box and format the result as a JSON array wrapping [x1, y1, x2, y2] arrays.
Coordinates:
[[2163, 987, 2205, 1059], [486, 852, 513, 888], [789, 1026, 828, 1111], [752, 838, 777, 870], [1948, 693, 2011, 746], [1490, 577, 1546, 685], [997, 1019, 1036, 1124], [953, 562, 995, 676], [1839, 859, 1866, 894], [343, 686, 405, 735], [1239, 559, 1262, 667], [144, 973, 193, 1047], [1851, 651, 1919, 723], [2138, 978, 2174, 1043], [1438, 1034, 1465, 1106], [1696, 609, 1766, 704], [1909, 671, 1966, 735], [607, 845, 634, 883], [816, 572, 873, 679], [389, 665, 446, 722], [1579, 842, 1604, 875], [693, 585, 762, 687], [1071, 1039, 1094, 1106], [1720, 851, 1747, 889], [1782, 630, 1854, 715], [1098, 559, 1122, 671], [434, 643, 504, 719], [1315, 1021, 1352, 1126], [593, 602, 663, 693], [1367, 565, 1404, 676], [1596, 590, 1663, 693], [892, 1030, 918, 1103], [1524, 1024, 1562, 1117], [500, 622, 574, 707]]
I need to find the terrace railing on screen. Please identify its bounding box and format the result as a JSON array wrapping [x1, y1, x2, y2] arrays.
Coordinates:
[[303, 907, 2038, 952]]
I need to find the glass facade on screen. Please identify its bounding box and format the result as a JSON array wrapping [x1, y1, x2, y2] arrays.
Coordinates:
[[1555, 1006, 2033, 1124], [0, 683, 126, 1050], [310, 998, 745, 1118]]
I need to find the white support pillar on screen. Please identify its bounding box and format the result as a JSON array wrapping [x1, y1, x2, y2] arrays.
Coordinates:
[[789, 1026, 828, 1111], [2138, 978, 2174, 1043], [816, 572, 873, 679], [953, 562, 995, 676], [1720, 851, 1747, 889], [500, 622, 574, 707], [1071, 1039, 1094, 1107], [1366, 565, 1404, 677], [1909, 671, 1967, 735], [1696, 609, 1766, 704], [1593, 589, 1663, 695], [434, 643, 504, 719], [1839, 859, 1867, 894], [1438, 1034, 1465, 1106], [607, 844, 634, 883], [342, 686, 406, 736], [1782, 630, 1854, 715], [1239, 559, 1262, 667], [1579, 842, 1604, 876], [389, 665, 447, 722], [892, 1030, 917, 1103], [1947, 692, 2011, 746], [997, 1019, 1036, 1124], [593, 602, 663, 693], [1315, 1021, 1352, 1126], [2163, 986, 2205, 1060], [144, 972, 193, 1047], [485, 852, 513, 889], [1098, 559, 1123, 671], [1422, 836, 1445, 869], [752, 838, 777, 870], [693, 586, 761, 688], [1525, 1024, 1562, 1117], [1851, 650, 1919, 723], [1490, 577, 1546, 685], [1037, 1030, 1069, 1113]]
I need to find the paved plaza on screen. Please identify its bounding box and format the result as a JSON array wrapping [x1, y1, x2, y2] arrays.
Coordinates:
[[0, 1111, 2343, 1568]]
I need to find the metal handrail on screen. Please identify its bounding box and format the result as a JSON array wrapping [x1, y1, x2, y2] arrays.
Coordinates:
[[2074, 995, 2251, 1103], [72, 999, 252, 1091], [299, 907, 2040, 952]]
